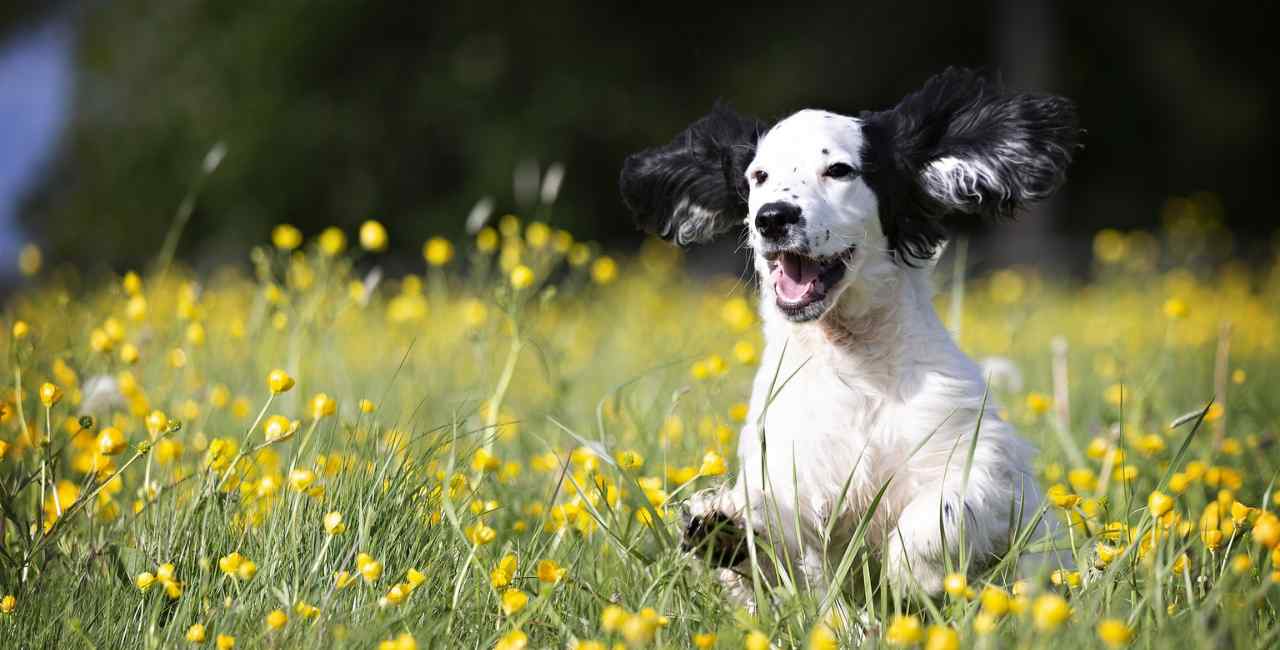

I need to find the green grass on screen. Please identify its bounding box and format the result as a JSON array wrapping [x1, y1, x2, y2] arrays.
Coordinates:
[[1, 218, 1279, 649]]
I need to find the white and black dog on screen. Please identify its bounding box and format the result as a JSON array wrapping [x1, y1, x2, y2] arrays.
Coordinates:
[[619, 68, 1079, 602]]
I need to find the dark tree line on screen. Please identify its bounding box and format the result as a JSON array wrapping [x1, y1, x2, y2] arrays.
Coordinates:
[[5, 1, 1278, 274]]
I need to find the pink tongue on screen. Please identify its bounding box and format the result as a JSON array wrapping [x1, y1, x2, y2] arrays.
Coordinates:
[[774, 254, 820, 302]]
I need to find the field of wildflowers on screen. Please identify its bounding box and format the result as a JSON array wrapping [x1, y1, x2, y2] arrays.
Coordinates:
[[2, 194, 1280, 649]]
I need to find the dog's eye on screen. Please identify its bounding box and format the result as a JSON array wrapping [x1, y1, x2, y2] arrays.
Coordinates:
[[751, 170, 768, 186], [823, 163, 856, 179]]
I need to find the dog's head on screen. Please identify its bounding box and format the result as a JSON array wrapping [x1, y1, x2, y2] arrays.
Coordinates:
[[620, 68, 1080, 323]]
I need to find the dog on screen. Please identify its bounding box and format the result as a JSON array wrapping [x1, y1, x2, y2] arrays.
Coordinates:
[[618, 68, 1078, 603]]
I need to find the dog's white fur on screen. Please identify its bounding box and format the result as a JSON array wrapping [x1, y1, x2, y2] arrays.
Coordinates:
[[685, 110, 1059, 601]]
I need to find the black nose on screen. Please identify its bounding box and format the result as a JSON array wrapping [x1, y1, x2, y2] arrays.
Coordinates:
[[755, 202, 802, 241]]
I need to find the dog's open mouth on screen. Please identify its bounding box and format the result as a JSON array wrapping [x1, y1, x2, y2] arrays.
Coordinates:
[[767, 249, 854, 321]]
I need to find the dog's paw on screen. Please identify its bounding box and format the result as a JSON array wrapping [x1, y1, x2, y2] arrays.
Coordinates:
[[681, 489, 748, 567]]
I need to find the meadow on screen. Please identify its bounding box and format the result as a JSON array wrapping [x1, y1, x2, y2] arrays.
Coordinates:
[[2, 196, 1279, 649]]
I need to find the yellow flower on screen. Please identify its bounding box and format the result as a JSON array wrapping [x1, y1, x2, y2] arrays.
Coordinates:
[[267, 369, 295, 394], [616, 449, 645, 470], [491, 554, 517, 588], [295, 601, 320, 619], [11, 320, 30, 339], [1230, 554, 1252, 575], [318, 227, 347, 256], [567, 243, 591, 266], [323, 511, 346, 535], [1096, 618, 1133, 648], [263, 415, 299, 443], [265, 609, 288, 630], [972, 612, 998, 635], [405, 568, 426, 590], [1253, 512, 1280, 548], [467, 523, 497, 545], [536, 559, 566, 584], [360, 220, 388, 251], [980, 586, 1010, 616], [382, 583, 410, 607], [808, 623, 838, 650], [924, 626, 959, 650], [0, 595, 14, 614], [745, 630, 771, 650], [476, 227, 499, 252], [359, 399, 376, 413], [621, 612, 656, 646], [501, 588, 529, 615], [121, 271, 140, 294], [1046, 484, 1079, 509], [692, 632, 717, 649], [135, 571, 156, 591], [591, 257, 617, 285], [119, 343, 140, 365], [217, 552, 243, 576], [942, 573, 967, 597], [1032, 594, 1070, 631], [272, 224, 303, 251], [1024, 392, 1052, 415], [600, 604, 628, 632], [1162, 297, 1189, 319], [97, 427, 127, 456], [1050, 569, 1081, 588], [423, 237, 455, 266], [310, 393, 336, 419], [1147, 490, 1174, 517], [494, 630, 527, 650], [39, 382, 63, 408], [335, 570, 355, 589], [379, 632, 418, 650], [359, 557, 384, 583], [288, 468, 316, 493], [215, 634, 235, 650], [236, 559, 257, 581], [698, 451, 727, 477], [144, 410, 169, 436], [732, 339, 758, 365], [1096, 544, 1122, 567], [1068, 467, 1098, 493], [186, 623, 207, 644], [186, 322, 206, 346], [510, 264, 535, 290], [886, 614, 923, 646]]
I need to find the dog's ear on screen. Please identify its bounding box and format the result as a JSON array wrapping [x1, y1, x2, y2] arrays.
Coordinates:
[[861, 67, 1080, 262], [620, 104, 766, 246]]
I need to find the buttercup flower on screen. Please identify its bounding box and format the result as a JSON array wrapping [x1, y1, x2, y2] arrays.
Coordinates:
[[323, 511, 346, 535], [267, 369, 295, 394], [360, 220, 388, 251]]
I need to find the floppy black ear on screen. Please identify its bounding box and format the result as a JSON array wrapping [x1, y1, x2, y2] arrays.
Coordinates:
[[619, 104, 766, 246], [861, 67, 1080, 262]]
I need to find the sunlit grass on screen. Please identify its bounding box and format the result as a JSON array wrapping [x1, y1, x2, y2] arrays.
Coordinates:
[[2, 202, 1279, 648]]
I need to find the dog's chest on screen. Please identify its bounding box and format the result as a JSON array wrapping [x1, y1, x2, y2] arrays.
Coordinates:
[[739, 344, 900, 510]]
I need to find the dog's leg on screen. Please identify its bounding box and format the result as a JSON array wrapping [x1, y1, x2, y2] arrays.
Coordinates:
[[682, 485, 750, 567], [884, 488, 1004, 597], [682, 484, 769, 610]]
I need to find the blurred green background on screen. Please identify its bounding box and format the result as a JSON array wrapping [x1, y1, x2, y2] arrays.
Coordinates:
[[1, 1, 1277, 280]]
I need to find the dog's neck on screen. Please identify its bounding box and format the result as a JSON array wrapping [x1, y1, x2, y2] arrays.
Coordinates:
[[762, 261, 958, 395]]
